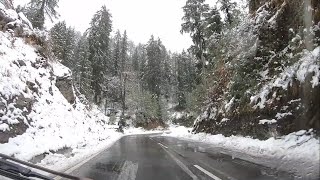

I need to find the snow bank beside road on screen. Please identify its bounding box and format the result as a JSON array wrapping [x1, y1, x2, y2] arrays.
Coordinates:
[[124, 127, 166, 135], [164, 125, 320, 179], [38, 130, 122, 172]]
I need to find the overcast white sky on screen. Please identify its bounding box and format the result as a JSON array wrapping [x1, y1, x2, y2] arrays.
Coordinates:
[[16, 0, 193, 52]]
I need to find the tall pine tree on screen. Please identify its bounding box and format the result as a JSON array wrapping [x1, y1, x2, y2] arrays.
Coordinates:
[[112, 30, 121, 76], [120, 30, 128, 74], [88, 6, 112, 104], [50, 21, 77, 70], [75, 34, 92, 98], [24, 0, 59, 29]]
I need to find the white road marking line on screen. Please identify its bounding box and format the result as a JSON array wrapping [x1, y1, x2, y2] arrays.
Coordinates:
[[159, 145, 198, 180], [158, 143, 168, 149], [117, 161, 139, 180], [194, 165, 222, 180]]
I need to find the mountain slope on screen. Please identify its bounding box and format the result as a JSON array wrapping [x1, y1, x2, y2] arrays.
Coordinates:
[[0, 4, 121, 169]]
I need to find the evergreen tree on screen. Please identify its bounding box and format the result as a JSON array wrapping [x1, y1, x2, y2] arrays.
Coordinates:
[[160, 45, 171, 99], [139, 45, 148, 89], [24, 0, 59, 29], [75, 34, 92, 98], [50, 21, 67, 60], [176, 51, 191, 109], [120, 30, 128, 74], [181, 0, 222, 84], [144, 35, 162, 97], [217, 0, 237, 25], [132, 47, 140, 72], [203, 7, 222, 38], [87, 5, 112, 104], [112, 30, 121, 76], [50, 21, 77, 69], [181, 0, 209, 62], [177, 55, 187, 109]]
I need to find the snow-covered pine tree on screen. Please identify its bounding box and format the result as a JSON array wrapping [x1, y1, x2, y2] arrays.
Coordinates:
[[203, 7, 222, 40], [132, 47, 140, 72], [144, 35, 162, 98], [120, 30, 128, 74], [50, 21, 67, 60], [181, 0, 209, 62], [50, 21, 77, 70], [112, 30, 121, 76], [217, 0, 237, 26], [74, 34, 93, 99], [24, 0, 59, 29], [87, 5, 112, 104]]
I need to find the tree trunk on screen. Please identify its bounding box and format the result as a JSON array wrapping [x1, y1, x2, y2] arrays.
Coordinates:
[[121, 74, 127, 116]]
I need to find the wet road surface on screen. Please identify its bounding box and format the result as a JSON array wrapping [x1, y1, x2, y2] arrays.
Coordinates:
[[69, 134, 293, 180]]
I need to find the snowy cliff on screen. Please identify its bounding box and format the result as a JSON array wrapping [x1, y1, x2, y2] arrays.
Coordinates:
[[0, 3, 121, 169]]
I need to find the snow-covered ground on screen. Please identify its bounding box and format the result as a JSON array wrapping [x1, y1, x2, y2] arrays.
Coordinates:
[[164, 125, 320, 179], [123, 126, 166, 135]]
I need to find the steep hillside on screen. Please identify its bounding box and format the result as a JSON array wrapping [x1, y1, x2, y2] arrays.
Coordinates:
[[0, 3, 120, 167], [193, 0, 320, 139]]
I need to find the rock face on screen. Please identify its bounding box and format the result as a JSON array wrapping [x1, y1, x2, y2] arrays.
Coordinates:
[[0, 0, 44, 47], [0, 122, 28, 144], [55, 76, 75, 104], [193, 0, 320, 139], [0, 93, 34, 143], [15, 94, 34, 109]]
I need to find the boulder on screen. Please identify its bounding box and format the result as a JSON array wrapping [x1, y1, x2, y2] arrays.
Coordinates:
[[17, 59, 26, 66], [15, 94, 33, 110], [0, 101, 6, 116], [55, 76, 75, 104], [0, 123, 28, 143], [26, 81, 39, 94]]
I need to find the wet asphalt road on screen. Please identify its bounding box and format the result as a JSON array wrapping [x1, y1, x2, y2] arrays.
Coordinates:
[[69, 134, 293, 180]]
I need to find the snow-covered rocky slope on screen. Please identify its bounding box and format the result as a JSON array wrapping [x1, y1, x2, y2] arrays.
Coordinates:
[[0, 4, 121, 170]]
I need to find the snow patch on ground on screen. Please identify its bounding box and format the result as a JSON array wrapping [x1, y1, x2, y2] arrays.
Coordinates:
[[124, 127, 166, 135], [37, 131, 122, 172], [166, 125, 193, 137], [164, 126, 320, 179], [258, 119, 277, 124], [275, 112, 292, 119], [171, 112, 184, 120]]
